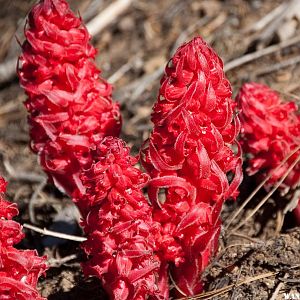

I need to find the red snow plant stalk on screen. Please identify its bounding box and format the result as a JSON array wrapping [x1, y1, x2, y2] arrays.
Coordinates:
[[0, 177, 47, 300], [73, 137, 168, 300], [237, 82, 300, 222], [18, 0, 121, 195], [141, 37, 243, 296]]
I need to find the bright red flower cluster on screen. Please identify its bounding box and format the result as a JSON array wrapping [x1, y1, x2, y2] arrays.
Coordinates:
[[18, 0, 245, 297], [73, 137, 168, 300], [0, 177, 47, 300], [141, 37, 243, 295], [237, 82, 300, 220], [18, 0, 121, 196]]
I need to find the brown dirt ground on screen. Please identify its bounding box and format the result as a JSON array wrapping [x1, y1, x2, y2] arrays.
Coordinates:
[[0, 0, 300, 299]]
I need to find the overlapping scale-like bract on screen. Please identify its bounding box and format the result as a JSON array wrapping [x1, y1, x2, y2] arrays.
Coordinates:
[[237, 82, 300, 221], [0, 177, 47, 300], [73, 137, 168, 300], [141, 37, 243, 295], [18, 0, 121, 195]]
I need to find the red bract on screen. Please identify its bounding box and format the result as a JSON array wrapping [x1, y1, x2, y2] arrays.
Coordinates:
[[0, 177, 47, 300], [141, 36, 243, 295], [18, 0, 121, 195], [73, 137, 169, 300], [237, 82, 300, 221]]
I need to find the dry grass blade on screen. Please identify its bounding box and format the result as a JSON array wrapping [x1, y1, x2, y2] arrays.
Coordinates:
[[23, 223, 87, 242], [169, 271, 187, 297], [176, 271, 278, 299], [231, 153, 300, 233], [225, 145, 300, 231]]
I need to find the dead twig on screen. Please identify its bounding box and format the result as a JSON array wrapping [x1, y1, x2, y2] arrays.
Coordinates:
[[246, 2, 288, 33], [224, 35, 300, 72], [108, 56, 144, 85], [23, 223, 87, 242], [254, 55, 300, 76], [256, 0, 300, 47], [108, 60, 134, 84], [81, 0, 105, 22], [279, 277, 300, 283], [48, 254, 79, 267], [86, 0, 133, 37], [129, 66, 164, 103]]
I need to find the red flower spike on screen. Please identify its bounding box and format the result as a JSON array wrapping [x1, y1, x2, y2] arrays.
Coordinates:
[[73, 137, 169, 300], [141, 36, 243, 295], [0, 177, 47, 300], [18, 0, 121, 196], [237, 82, 300, 223]]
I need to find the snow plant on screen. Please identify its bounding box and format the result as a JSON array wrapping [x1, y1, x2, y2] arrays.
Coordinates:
[[18, 1, 167, 298], [141, 37, 243, 296], [18, 0, 121, 196], [237, 82, 300, 223], [0, 177, 47, 299], [73, 137, 169, 300], [18, 0, 244, 298]]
